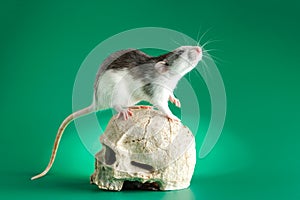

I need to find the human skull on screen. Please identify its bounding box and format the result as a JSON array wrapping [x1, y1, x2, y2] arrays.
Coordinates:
[[91, 108, 196, 191]]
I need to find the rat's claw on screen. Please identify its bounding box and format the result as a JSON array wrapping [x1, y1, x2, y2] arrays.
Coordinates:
[[128, 110, 133, 116], [169, 96, 181, 108], [116, 109, 133, 120], [174, 99, 181, 107]]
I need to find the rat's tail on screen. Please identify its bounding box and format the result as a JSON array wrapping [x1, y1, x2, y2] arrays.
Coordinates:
[[31, 105, 94, 180]]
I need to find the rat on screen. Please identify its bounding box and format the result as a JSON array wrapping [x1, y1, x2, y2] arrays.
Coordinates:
[[31, 45, 202, 180]]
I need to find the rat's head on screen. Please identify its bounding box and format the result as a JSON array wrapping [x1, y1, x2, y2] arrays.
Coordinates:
[[155, 46, 202, 77]]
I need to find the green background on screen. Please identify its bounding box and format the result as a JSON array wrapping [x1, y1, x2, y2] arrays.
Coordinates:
[[1, 0, 299, 199]]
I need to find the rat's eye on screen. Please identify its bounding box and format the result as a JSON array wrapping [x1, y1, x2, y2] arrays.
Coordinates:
[[161, 60, 169, 66], [177, 50, 184, 55]]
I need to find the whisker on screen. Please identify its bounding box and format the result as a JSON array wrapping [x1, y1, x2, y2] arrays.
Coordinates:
[[208, 53, 226, 62], [202, 55, 214, 62], [202, 54, 218, 61], [202, 39, 223, 49], [202, 49, 224, 63], [203, 54, 227, 64], [202, 49, 223, 53], [198, 27, 213, 46], [196, 26, 202, 46]]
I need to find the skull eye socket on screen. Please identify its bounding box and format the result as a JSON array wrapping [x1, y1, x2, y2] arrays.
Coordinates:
[[131, 161, 154, 171], [104, 145, 116, 165]]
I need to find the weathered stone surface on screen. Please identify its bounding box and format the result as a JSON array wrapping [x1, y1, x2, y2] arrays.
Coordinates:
[[91, 108, 196, 191]]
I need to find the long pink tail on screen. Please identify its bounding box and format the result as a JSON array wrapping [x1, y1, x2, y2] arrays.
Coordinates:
[[31, 106, 93, 180]]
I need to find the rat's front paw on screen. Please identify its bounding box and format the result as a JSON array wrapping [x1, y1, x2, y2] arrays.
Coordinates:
[[169, 96, 181, 108]]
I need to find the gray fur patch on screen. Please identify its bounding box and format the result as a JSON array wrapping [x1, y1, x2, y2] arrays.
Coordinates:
[[143, 83, 154, 97], [94, 49, 151, 95]]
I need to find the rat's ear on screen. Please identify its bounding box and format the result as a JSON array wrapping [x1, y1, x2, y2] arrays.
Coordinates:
[[155, 61, 169, 74]]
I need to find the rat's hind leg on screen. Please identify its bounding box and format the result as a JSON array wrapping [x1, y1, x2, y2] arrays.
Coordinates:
[[129, 105, 153, 110], [113, 105, 133, 120]]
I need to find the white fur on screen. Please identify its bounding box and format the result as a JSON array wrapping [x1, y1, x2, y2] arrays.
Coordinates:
[[94, 69, 146, 111]]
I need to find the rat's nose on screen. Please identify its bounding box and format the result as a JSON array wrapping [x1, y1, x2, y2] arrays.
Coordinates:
[[195, 46, 202, 53]]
